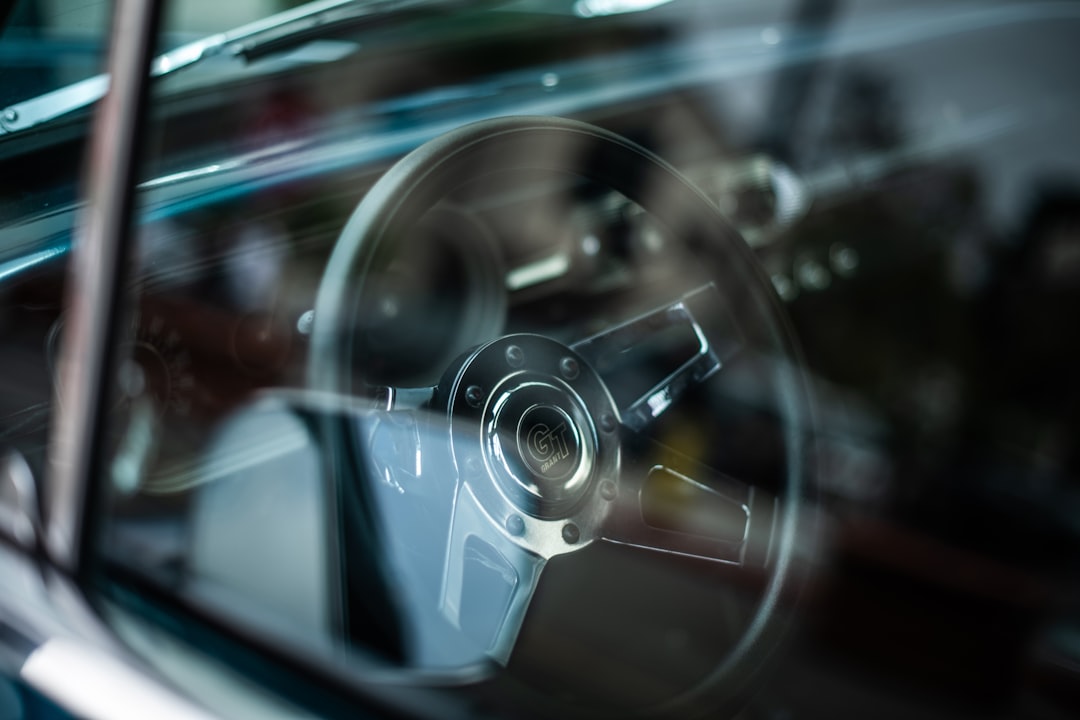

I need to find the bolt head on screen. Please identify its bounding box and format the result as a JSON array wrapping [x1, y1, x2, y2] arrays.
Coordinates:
[[600, 480, 617, 501], [598, 412, 617, 433], [2, 108, 17, 124], [506, 515, 525, 536], [465, 385, 484, 408], [559, 356, 580, 380], [505, 345, 525, 368], [561, 523, 581, 544]]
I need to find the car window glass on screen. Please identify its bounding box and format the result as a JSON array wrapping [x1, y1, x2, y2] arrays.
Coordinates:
[[0, 0, 111, 482], [90, 0, 1080, 717], [0, 0, 109, 106], [100, 0, 811, 703], [0, 0, 305, 471]]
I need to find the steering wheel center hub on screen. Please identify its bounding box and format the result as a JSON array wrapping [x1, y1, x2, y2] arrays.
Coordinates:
[[440, 334, 619, 522]]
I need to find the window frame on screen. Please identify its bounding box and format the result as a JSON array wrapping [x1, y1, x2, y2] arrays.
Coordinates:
[[43, 0, 163, 577]]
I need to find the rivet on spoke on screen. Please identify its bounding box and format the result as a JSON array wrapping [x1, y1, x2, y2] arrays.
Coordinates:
[[505, 345, 525, 368], [562, 523, 580, 545], [506, 514, 525, 536], [559, 357, 580, 380], [598, 412, 617, 433], [600, 480, 617, 501], [465, 385, 484, 408]]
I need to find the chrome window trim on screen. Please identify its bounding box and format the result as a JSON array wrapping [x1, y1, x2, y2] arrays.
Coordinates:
[[44, 0, 165, 574]]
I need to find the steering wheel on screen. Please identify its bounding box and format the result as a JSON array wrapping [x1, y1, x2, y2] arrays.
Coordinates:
[[309, 116, 815, 717]]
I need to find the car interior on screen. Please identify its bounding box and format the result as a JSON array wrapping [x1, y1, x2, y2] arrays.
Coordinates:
[[1, 1, 1079, 718]]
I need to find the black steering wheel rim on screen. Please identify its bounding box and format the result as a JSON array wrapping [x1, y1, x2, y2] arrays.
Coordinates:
[[309, 115, 816, 717]]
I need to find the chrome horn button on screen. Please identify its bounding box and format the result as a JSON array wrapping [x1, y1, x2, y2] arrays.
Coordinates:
[[517, 404, 579, 484], [487, 382, 596, 518]]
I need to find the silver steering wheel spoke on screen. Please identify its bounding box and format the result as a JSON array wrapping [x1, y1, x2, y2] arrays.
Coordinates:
[[439, 483, 547, 665], [601, 435, 777, 569], [570, 283, 742, 432]]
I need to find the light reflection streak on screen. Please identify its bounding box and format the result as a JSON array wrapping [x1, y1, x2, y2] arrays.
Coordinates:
[[21, 638, 216, 720]]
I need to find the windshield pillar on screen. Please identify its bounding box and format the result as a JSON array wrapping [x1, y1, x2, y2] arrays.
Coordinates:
[[44, 0, 164, 575]]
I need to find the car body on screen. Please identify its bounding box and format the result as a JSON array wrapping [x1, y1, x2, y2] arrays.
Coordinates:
[[1, 0, 1079, 718]]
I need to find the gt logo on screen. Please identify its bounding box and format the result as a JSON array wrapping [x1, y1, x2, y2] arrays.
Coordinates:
[[527, 422, 570, 473]]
